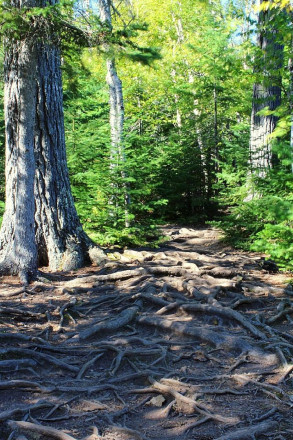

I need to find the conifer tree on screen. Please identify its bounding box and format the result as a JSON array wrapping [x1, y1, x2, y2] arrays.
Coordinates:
[[0, 0, 105, 282], [249, 0, 283, 178]]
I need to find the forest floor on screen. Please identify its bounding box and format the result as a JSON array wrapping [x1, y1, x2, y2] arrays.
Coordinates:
[[1, 226, 293, 440]]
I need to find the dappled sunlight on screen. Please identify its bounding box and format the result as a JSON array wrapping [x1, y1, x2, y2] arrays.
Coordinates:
[[0, 227, 292, 439]]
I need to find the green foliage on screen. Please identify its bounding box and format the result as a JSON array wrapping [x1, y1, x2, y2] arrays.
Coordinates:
[[215, 139, 293, 270], [1, 0, 292, 262]]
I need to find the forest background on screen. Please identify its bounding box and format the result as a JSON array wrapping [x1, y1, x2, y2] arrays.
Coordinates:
[[0, 0, 292, 270]]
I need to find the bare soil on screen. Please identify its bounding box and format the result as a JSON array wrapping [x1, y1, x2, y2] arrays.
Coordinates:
[[0, 226, 293, 440]]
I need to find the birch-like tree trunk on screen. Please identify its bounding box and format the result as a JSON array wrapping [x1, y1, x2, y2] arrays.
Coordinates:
[[99, 0, 130, 227], [0, 0, 38, 282], [288, 34, 293, 174], [249, 0, 283, 177]]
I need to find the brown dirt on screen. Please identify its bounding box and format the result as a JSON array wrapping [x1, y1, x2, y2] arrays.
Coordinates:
[[0, 226, 293, 440]]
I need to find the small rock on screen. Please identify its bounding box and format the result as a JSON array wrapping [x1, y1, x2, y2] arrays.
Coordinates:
[[147, 395, 166, 407]]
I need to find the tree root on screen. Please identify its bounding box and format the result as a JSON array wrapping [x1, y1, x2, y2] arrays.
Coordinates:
[[0, 306, 45, 320], [0, 287, 26, 298], [0, 348, 79, 373], [108, 424, 148, 440], [136, 314, 277, 365], [7, 420, 78, 440], [58, 297, 77, 331], [0, 380, 52, 393], [146, 377, 239, 423], [0, 400, 53, 421], [214, 420, 279, 440], [78, 301, 142, 340], [180, 299, 266, 339], [0, 359, 37, 370], [76, 353, 105, 379]]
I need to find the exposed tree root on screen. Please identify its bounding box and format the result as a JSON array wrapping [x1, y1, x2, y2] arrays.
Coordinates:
[[7, 420, 78, 440], [0, 380, 51, 393], [78, 301, 142, 340], [108, 425, 148, 440], [180, 299, 266, 339], [0, 359, 37, 370], [136, 314, 277, 366], [77, 353, 105, 380], [146, 377, 239, 423], [214, 420, 279, 440], [1, 226, 292, 440], [0, 348, 79, 373], [0, 401, 52, 421]]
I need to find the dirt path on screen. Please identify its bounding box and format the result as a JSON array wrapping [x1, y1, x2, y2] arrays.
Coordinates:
[[0, 226, 293, 440]]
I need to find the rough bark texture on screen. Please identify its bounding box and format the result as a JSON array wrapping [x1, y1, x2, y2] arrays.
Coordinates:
[[249, 0, 283, 177], [99, 0, 130, 226], [0, 0, 38, 282], [34, 42, 92, 270], [0, 0, 106, 279]]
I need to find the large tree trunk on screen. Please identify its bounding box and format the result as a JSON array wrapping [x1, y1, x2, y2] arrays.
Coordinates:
[[34, 43, 94, 270], [249, 0, 283, 178], [0, 3, 38, 283], [0, 0, 106, 280]]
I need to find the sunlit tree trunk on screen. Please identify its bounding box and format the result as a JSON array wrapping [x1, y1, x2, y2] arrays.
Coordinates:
[[0, 0, 38, 283], [99, 0, 130, 227], [288, 35, 293, 173], [34, 42, 95, 270], [0, 0, 105, 281], [249, 0, 283, 178]]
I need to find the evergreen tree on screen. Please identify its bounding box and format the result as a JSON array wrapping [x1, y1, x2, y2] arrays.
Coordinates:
[[249, 0, 283, 179], [0, 0, 105, 281]]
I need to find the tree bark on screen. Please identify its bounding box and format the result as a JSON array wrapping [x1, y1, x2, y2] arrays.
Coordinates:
[[0, 0, 106, 279], [249, 0, 283, 178], [288, 32, 293, 173], [0, 1, 38, 282], [34, 42, 93, 270], [99, 0, 130, 227]]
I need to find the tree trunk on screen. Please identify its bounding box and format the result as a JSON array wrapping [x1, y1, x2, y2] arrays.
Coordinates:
[[288, 34, 293, 174], [0, 3, 38, 283], [0, 0, 106, 280], [34, 43, 93, 270], [249, 0, 283, 177], [99, 0, 130, 227]]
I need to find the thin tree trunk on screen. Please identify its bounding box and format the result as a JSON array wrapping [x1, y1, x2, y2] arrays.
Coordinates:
[[99, 0, 130, 227], [0, 2, 38, 282], [288, 36, 293, 173]]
